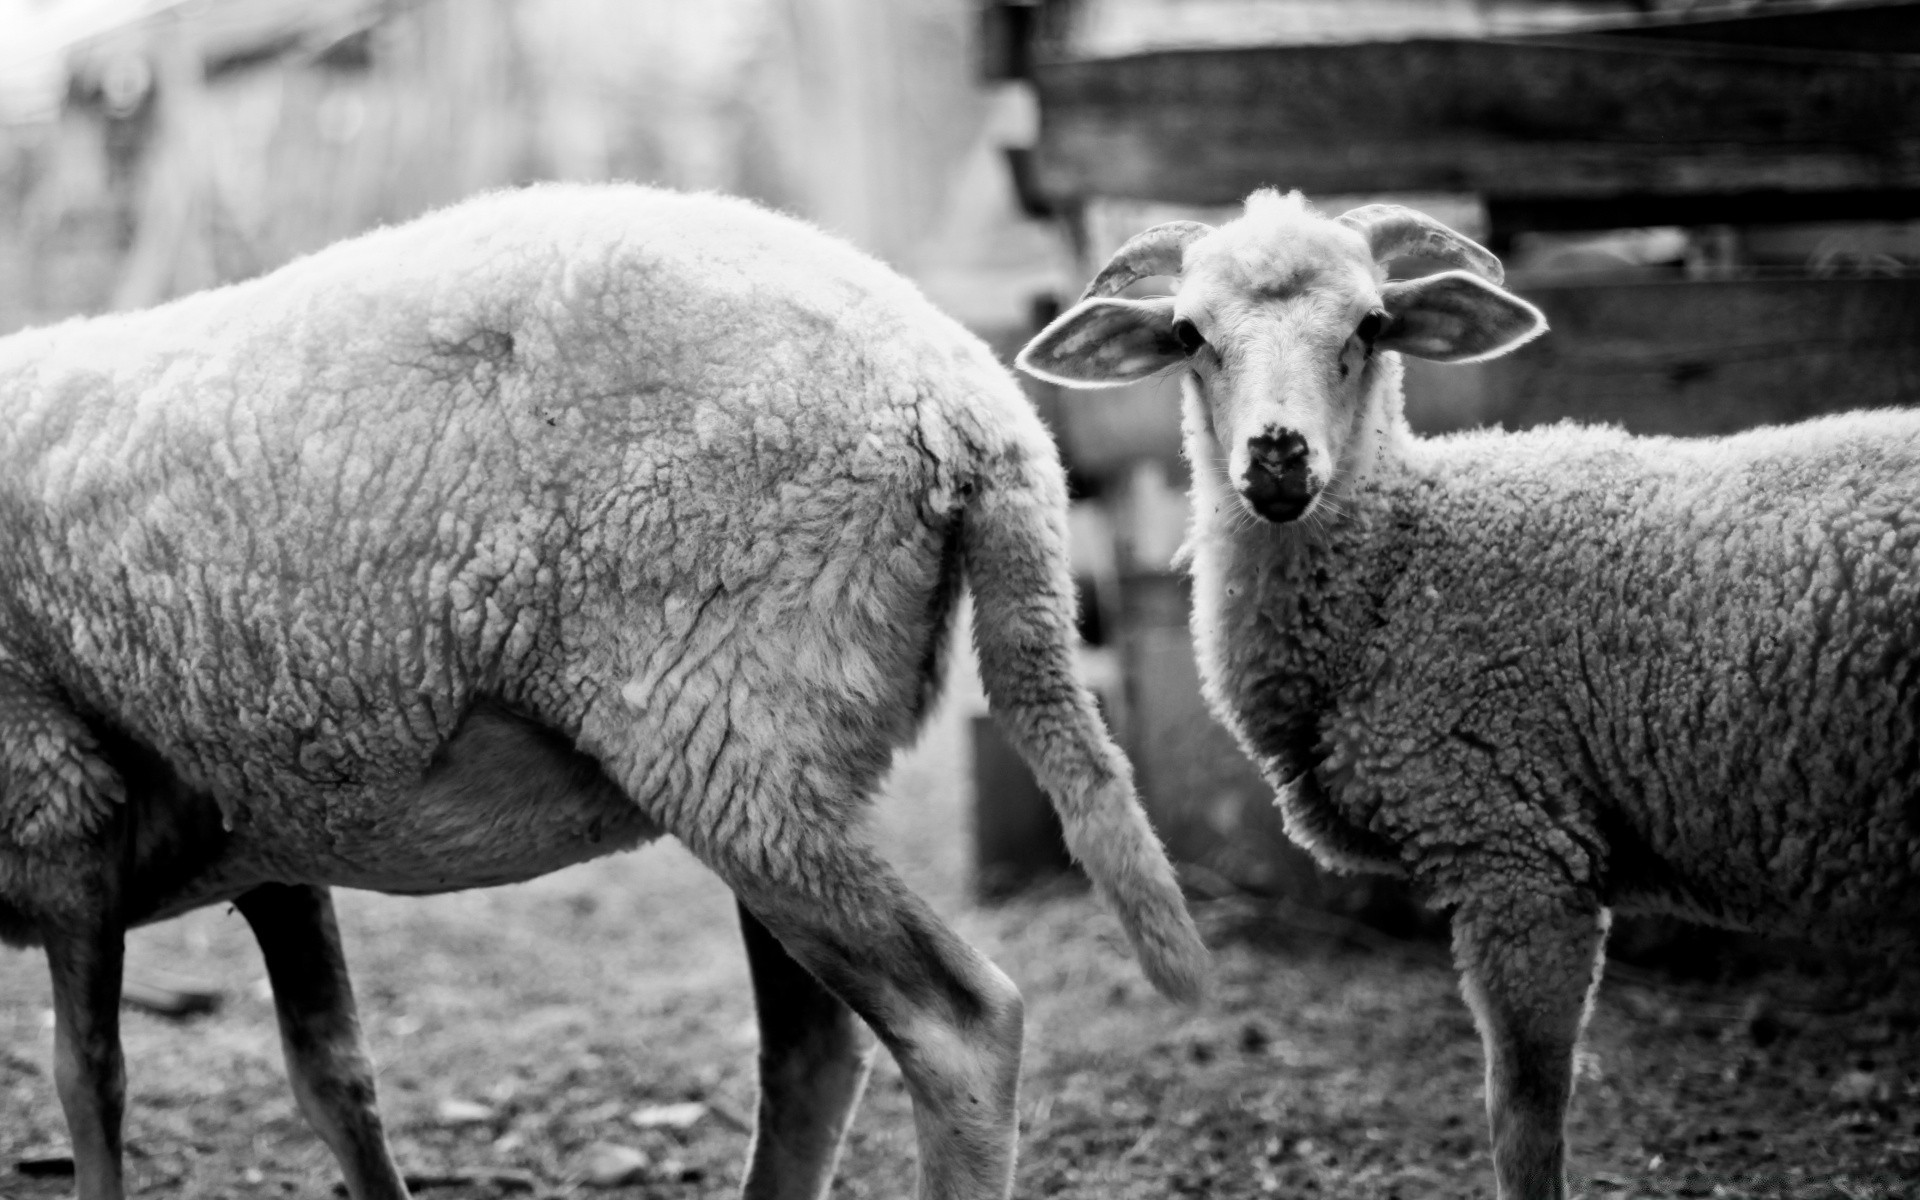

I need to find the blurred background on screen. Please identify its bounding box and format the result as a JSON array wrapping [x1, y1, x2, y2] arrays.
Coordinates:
[[3, 2, 1920, 1196], [0, 0, 1065, 328]]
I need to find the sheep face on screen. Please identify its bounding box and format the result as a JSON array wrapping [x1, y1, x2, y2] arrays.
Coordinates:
[[1172, 212, 1384, 523], [1017, 191, 1548, 526]]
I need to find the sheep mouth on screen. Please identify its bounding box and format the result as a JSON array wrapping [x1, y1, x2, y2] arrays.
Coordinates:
[[1239, 466, 1319, 524]]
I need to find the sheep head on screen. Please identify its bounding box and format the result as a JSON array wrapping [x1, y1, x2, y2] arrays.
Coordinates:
[[1016, 190, 1546, 525]]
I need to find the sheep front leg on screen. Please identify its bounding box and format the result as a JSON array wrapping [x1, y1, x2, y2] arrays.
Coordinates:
[[738, 900, 876, 1200], [235, 883, 410, 1200], [725, 845, 1024, 1200], [43, 914, 128, 1200], [1452, 888, 1609, 1200]]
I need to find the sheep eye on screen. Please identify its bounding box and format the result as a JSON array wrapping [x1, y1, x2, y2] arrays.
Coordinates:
[[1172, 317, 1206, 355], [1355, 310, 1387, 347]]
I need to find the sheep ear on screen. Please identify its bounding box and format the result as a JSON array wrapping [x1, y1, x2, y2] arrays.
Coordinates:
[[1015, 296, 1185, 388], [1377, 271, 1546, 363]]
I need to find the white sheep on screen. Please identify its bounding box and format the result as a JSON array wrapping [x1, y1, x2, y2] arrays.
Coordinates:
[[1017, 187, 1920, 1200], [0, 182, 1209, 1200]]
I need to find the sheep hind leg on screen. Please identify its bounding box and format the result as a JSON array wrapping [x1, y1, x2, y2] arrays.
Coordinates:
[[1452, 890, 1609, 1200], [236, 883, 410, 1200], [719, 839, 1024, 1200], [738, 899, 876, 1200], [43, 908, 128, 1200]]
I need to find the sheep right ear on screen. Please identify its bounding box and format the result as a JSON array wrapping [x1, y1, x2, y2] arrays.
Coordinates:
[[1015, 296, 1185, 388]]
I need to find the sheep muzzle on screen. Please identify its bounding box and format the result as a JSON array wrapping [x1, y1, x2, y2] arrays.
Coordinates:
[[1241, 430, 1318, 523]]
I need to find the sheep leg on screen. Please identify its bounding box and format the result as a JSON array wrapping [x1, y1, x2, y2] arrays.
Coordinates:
[[1452, 892, 1608, 1200], [724, 845, 1024, 1200], [738, 899, 876, 1200], [43, 913, 128, 1200], [235, 883, 410, 1200]]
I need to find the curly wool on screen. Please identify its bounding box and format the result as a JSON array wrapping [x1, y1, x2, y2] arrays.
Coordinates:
[[1187, 380, 1920, 937], [1021, 183, 1915, 1200], [0, 182, 1205, 1007], [0, 183, 1020, 921]]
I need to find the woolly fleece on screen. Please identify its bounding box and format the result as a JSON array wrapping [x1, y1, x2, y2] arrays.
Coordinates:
[[1189, 400, 1920, 939], [0, 183, 1203, 1002], [1024, 184, 1920, 1200]]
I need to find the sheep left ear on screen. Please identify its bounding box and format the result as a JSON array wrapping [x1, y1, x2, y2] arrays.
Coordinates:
[[1015, 296, 1185, 388], [1377, 271, 1546, 363]]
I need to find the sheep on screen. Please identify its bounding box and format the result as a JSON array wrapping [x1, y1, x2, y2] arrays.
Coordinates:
[[0, 181, 1209, 1200], [1015, 187, 1920, 1200]]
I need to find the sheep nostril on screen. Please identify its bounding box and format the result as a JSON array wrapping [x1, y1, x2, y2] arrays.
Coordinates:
[[1247, 431, 1309, 477]]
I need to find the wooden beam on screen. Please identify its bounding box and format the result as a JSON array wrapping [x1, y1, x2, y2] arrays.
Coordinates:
[[970, 714, 1073, 898], [1486, 189, 1920, 239], [1405, 275, 1920, 437], [1590, 0, 1920, 55], [1031, 35, 1920, 209]]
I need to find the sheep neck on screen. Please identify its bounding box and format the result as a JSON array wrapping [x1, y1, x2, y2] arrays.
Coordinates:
[[1176, 360, 1415, 785]]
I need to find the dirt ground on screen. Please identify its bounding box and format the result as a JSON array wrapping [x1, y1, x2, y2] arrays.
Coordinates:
[[3, 670, 1918, 1199]]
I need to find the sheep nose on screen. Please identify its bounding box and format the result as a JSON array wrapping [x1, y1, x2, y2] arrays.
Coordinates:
[[1241, 431, 1316, 522]]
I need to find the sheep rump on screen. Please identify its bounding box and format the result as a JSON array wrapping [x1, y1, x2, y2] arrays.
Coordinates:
[[0, 182, 1204, 1200]]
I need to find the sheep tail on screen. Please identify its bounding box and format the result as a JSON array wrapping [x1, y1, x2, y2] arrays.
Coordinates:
[[960, 451, 1209, 1004]]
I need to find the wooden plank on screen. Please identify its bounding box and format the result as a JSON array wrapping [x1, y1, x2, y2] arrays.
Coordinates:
[[1590, 0, 1920, 55], [1031, 36, 1920, 207], [978, 2, 1038, 82], [1404, 275, 1920, 437], [1486, 189, 1920, 239], [1040, 276, 1920, 474], [1034, 0, 1670, 58], [970, 714, 1073, 899]]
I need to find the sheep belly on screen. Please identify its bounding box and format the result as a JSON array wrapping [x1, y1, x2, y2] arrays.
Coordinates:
[[0, 698, 662, 945], [225, 700, 662, 897]]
